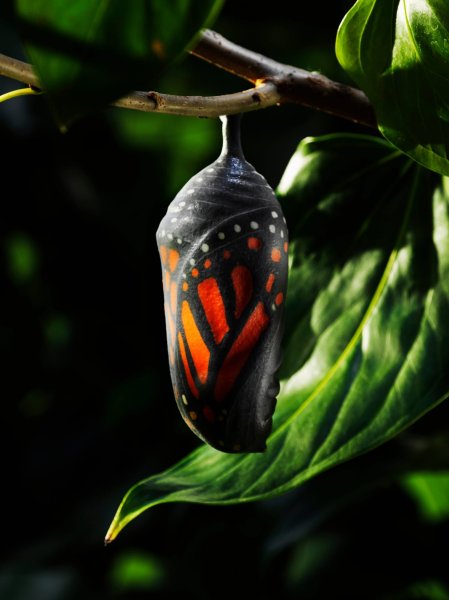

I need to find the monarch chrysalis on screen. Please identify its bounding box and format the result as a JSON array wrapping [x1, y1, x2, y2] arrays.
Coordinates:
[[156, 115, 288, 453]]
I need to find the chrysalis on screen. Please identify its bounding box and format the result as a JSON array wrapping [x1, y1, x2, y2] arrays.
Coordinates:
[[156, 115, 288, 453]]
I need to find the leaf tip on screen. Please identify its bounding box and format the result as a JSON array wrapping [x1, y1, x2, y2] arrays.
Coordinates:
[[104, 528, 116, 546], [104, 513, 123, 545]]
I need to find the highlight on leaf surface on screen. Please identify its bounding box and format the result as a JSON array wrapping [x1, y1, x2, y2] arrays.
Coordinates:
[[336, 0, 449, 177], [106, 132, 449, 543]]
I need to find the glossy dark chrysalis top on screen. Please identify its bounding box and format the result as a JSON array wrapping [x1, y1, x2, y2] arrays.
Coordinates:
[[156, 114, 288, 453]]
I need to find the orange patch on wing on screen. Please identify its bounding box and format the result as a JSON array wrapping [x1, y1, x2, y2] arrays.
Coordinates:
[[247, 237, 262, 250], [165, 270, 171, 292], [181, 301, 210, 385], [271, 248, 281, 262], [170, 281, 177, 314], [191, 268, 199, 278], [164, 302, 171, 347], [198, 278, 229, 344], [166, 310, 175, 343], [204, 259, 212, 269], [284, 242, 289, 253], [178, 332, 199, 399], [168, 249, 180, 272], [160, 245, 168, 266], [231, 266, 253, 319], [275, 292, 284, 306], [265, 273, 275, 293], [182, 281, 188, 292], [203, 406, 215, 423], [223, 250, 231, 259], [215, 302, 269, 402]]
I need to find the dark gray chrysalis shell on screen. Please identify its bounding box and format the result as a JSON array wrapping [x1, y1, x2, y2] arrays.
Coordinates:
[[156, 114, 288, 453]]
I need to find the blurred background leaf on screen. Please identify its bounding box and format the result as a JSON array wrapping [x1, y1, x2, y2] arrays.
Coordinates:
[[402, 471, 449, 523], [109, 550, 165, 592], [15, 0, 224, 126]]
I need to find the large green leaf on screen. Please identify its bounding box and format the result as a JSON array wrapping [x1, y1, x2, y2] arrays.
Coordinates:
[[106, 133, 449, 542], [15, 0, 223, 127], [336, 0, 449, 177]]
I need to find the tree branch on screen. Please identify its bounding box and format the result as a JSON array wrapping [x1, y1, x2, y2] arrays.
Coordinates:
[[113, 82, 280, 117], [0, 52, 39, 87], [0, 30, 376, 128], [192, 30, 376, 128]]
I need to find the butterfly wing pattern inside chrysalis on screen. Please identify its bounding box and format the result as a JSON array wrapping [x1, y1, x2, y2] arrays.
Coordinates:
[[156, 115, 288, 453]]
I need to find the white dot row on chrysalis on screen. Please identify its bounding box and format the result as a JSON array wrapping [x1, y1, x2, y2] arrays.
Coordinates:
[[158, 214, 287, 244]]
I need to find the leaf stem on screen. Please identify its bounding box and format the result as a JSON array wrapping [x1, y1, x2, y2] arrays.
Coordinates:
[[0, 86, 42, 103]]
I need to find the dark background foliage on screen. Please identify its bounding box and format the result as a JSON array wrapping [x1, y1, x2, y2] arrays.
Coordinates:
[[2, 1, 449, 599]]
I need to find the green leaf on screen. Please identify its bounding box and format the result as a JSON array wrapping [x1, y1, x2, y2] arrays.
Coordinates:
[[4, 232, 39, 284], [389, 580, 449, 600], [336, 0, 449, 177], [403, 471, 449, 522], [106, 133, 449, 542], [109, 551, 165, 591], [15, 0, 223, 127]]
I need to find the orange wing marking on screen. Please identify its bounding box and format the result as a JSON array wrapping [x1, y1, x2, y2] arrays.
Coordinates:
[[271, 248, 281, 262], [163, 302, 171, 344], [247, 237, 262, 250], [203, 406, 215, 423], [181, 301, 210, 385], [160, 245, 168, 266], [231, 266, 253, 319], [265, 273, 275, 293], [168, 249, 180, 272], [178, 332, 199, 398], [166, 309, 175, 344], [215, 302, 269, 402], [170, 281, 177, 315], [198, 278, 229, 344], [164, 304, 176, 365]]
